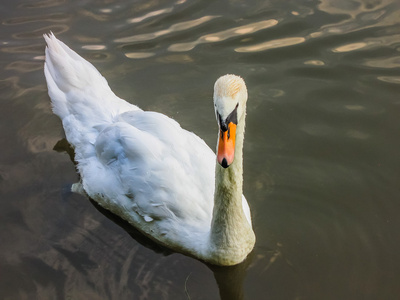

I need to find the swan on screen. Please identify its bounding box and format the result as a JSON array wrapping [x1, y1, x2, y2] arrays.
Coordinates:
[[43, 33, 255, 266]]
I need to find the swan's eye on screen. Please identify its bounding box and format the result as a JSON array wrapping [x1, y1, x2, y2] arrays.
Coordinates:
[[218, 113, 228, 131], [226, 103, 239, 125]]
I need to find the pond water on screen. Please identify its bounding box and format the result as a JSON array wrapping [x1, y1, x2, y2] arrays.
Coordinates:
[[1, 0, 400, 299]]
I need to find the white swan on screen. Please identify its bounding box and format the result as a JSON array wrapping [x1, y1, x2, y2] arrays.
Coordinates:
[[44, 33, 255, 266]]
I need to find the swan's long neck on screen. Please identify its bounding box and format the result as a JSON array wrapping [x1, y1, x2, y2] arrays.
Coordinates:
[[209, 112, 256, 266]]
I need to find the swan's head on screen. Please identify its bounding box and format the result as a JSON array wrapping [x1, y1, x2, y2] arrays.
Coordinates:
[[213, 74, 248, 168]]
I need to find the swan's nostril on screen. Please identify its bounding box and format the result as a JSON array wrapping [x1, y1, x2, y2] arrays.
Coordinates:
[[221, 158, 229, 168]]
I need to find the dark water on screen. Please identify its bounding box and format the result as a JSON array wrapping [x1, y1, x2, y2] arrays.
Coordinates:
[[1, 0, 400, 299]]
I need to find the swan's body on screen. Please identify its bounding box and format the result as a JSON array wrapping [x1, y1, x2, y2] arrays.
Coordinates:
[[44, 33, 255, 266]]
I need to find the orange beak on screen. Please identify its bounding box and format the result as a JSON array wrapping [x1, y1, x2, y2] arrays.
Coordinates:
[[217, 122, 237, 168]]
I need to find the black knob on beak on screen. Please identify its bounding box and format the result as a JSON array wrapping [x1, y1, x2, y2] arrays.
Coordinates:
[[221, 158, 229, 168]]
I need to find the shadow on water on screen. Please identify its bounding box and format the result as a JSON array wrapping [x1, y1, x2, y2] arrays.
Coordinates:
[[54, 138, 254, 300]]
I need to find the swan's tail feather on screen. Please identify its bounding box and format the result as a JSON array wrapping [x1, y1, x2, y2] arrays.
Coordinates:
[[44, 32, 114, 94], [44, 32, 138, 123]]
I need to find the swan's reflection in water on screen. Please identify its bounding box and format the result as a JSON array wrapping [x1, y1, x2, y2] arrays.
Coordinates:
[[91, 197, 257, 300]]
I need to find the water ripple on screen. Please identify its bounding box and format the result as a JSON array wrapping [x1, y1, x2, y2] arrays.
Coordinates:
[[332, 42, 369, 53], [5, 61, 43, 73], [235, 36, 305, 53], [168, 19, 278, 52], [115, 15, 219, 43], [3, 13, 70, 25], [125, 52, 156, 59], [127, 7, 174, 24], [17, 0, 66, 9], [82, 45, 107, 51], [12, 25, 69, 39], [364, 56, 400, 69], [332, 30, 400, 54], [304, 60, 325, 66], [313, 0, 399, 37], [377, 76, 400, 84]]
